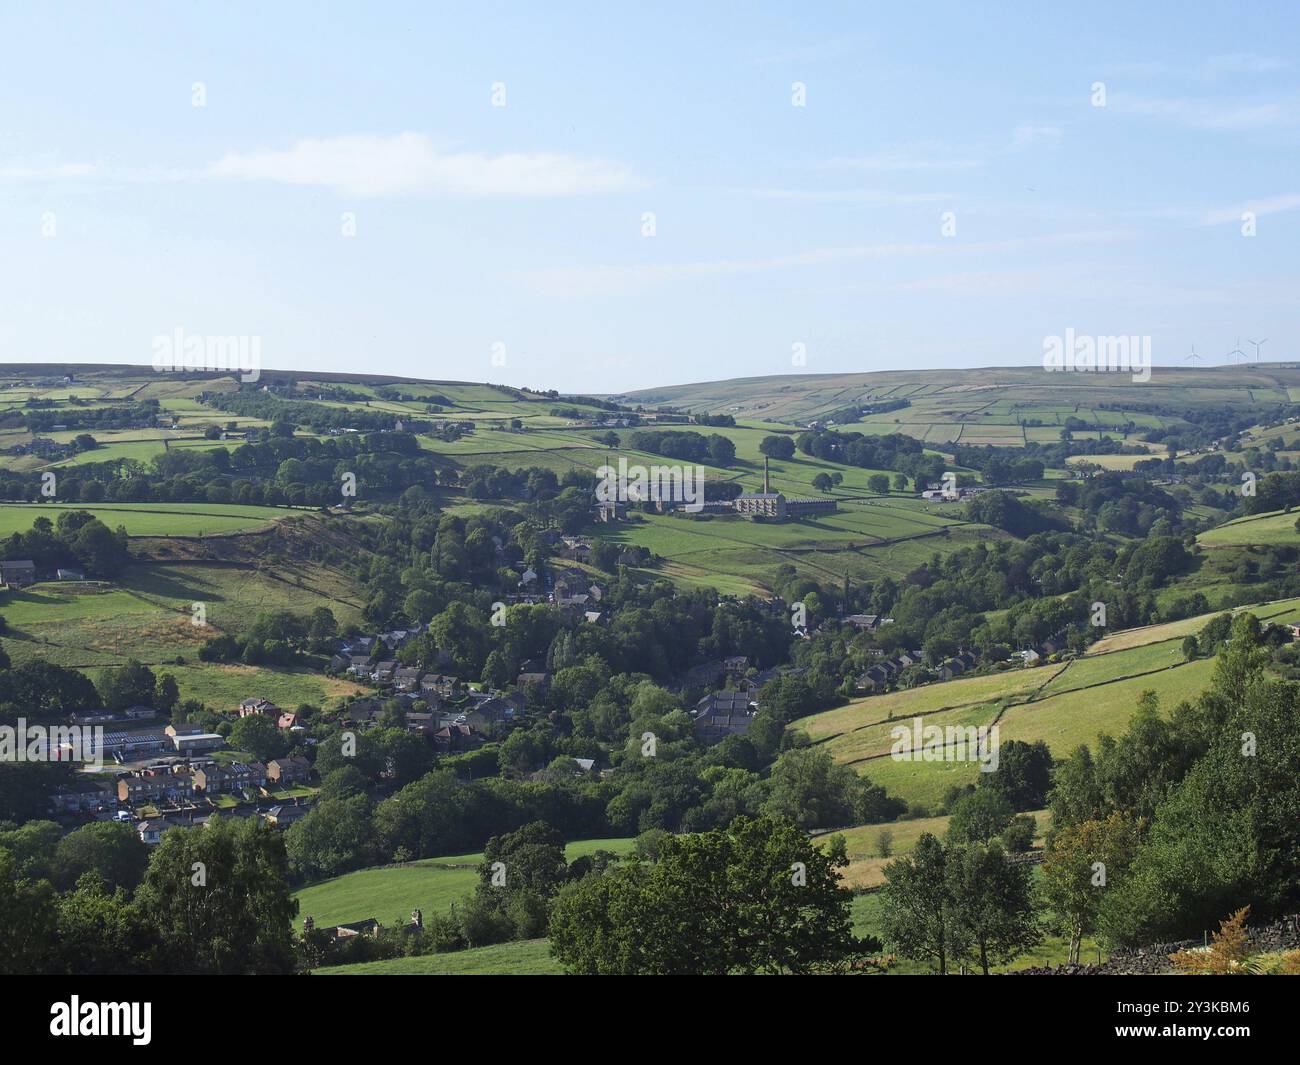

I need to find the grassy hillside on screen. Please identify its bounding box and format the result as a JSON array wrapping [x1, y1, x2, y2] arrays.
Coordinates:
[[0, 551, 365, 673], [1198, 507, 1300, 546], [797, 623, 1233, 809], [597, 502, 1002, 592], [293, 838, 635, 930], [314, 938, 562, 975], [0, 501, 290, 537], [623, 363, 1300, 428]]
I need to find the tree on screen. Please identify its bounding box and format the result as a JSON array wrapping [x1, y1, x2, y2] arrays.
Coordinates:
[[875, 828, 893, 858], [707, 435, 736, 467], [1047, 744, 1103, 831], [878, 833, 963, 974], [979, 739, 1053, 811], [284, 794, 376, 882], [1099, 670, 1300, 947], [549, 816, 859, 975], [480, 821, 568, 899], [1000, 815, 1037, 853], [52, 821, 149, 892], [946, 788, 1013, 844], [868, 474, 890, 495], [96, 659, 157, 712], [0, 820, 60, 881], [1169, 907, 1254, 974], [945, 841, 1041, 974], [467, 821, 570, 941], [0, 847, 57, 974], [812, 473, 833, 492], [132, 816, 298, 973], [1182, 634, 1199, 661], [154, 673, 180, 714], [70, 519, 130, 576], [227, 714, 286, 762], [759, 435, 795, 459], [1040, 811, 1142, 964], [0, 662, 101, 720], [763, 747, 901, 829], [52, 873, 154, 975]]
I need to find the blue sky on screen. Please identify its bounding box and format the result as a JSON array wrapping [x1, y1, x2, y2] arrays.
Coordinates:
[[1, 1, 1297, 392]]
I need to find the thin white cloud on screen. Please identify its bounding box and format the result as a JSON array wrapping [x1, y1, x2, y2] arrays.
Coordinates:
[[820, 145, 984, 172], [0, 161, 99, 180], [1113, 95, 1298, 130], [1207, 53, 1291, 75], [1011, 123, 1063, 148], [1110, 53, 1291, 79], [817, 124, 1062, 179], [747, 187, 952, 204], [512, 230, 1135, 298], [207, 132, 637, 198], [1202, 193, 1300, 225]]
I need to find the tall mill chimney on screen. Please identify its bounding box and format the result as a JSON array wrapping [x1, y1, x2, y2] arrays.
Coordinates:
[[764, 455, 770, 493]]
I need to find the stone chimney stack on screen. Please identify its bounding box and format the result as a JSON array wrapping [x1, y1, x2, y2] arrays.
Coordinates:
[[764, 455, 770, 494]]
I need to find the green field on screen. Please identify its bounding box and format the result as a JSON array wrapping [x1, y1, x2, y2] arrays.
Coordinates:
[[0, 557, 365, 670], [595, 505, 1001, 593], [314, 938, 562, 975], [0, 501, 290, 537], [814, 809, 1049, 890], [626, 364, 1300, 435], [293, 838, 635, 930], [798, 625, 1228, 808], [1198, 508, 1300, 547]]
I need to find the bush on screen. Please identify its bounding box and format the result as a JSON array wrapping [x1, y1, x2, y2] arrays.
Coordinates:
[[1000, 815, 1037, 853], [875, 828, 893, 858]]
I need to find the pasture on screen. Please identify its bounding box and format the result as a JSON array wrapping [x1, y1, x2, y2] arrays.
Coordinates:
[[293, 838, 635, 930], [0, 501, 289, 537], [798, 626, 1227, 808], [1198, 508, 1300, 547]]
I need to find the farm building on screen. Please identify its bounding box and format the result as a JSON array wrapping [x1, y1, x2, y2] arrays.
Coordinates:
[[0, 559, 37, 586]]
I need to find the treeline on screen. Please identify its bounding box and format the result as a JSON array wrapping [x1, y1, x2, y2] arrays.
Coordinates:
[[626, 430, 736, 466], [0, 512, 130, 577], [1042, 615, 1300, 947], [947, 446, 1044, 484], [796, 430, 942, 482], [0, 431, 448, 506], [283, 719, 897, 888], [1055, 473, 1187, 536], [199, 608, 340, 667], [22, 401, 161, 433], [0, 816, 298, 974], [1243, 471, 1300, 514], [204, 387, 410, 434]]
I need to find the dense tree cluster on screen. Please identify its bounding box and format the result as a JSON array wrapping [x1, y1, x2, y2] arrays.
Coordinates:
[[0, 512, 130, 577], [0, 817, 296, 975], [626, 430, 737, 467]]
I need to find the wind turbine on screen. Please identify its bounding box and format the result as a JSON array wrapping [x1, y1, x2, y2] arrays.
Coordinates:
[[1248, 338, 1268, 363], [1225, 338, 1246, 364], [1185, 343, 1202, 366]]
